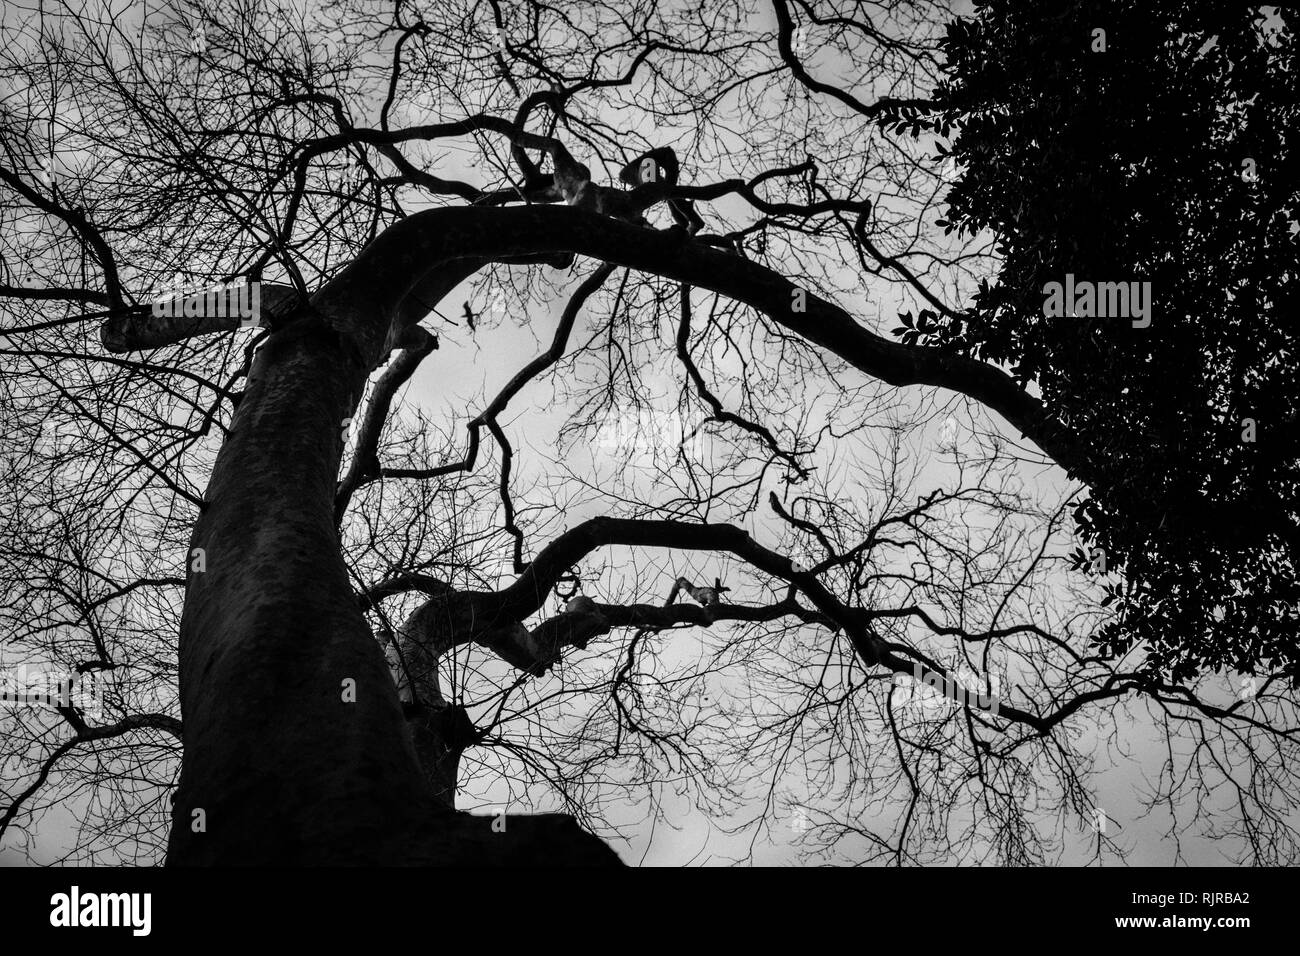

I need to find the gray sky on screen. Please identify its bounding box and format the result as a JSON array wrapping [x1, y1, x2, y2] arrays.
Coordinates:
[[2, 0, 1290, 866]]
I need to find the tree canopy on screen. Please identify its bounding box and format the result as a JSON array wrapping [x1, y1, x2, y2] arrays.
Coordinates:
[[912, 0, 1299, 684], [0, 0, 1296, 866]]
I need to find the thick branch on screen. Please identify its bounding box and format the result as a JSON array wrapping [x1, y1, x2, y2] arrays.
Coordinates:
[[491, 515, 884, 665], [97, 206, 1080, 486], [327, 206, 1083, 485], [100, 283, 302, 352]]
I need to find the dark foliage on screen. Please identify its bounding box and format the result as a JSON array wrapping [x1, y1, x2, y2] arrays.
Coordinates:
[[891, 1, 1299, 683]]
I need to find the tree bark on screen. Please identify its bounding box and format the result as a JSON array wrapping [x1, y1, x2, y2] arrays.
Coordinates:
[[166, 294, 618, 864]]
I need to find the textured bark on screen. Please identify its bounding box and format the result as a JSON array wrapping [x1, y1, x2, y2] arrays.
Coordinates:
[[388, 592, 496, 809], [168, 308, 429, 864], [100, 283, 302, 352], [387, 590, 615, 810], [166, 289, 619, 865], [405, 704, 478, 810]]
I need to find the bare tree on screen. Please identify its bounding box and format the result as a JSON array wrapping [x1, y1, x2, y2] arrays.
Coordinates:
[[1, 0, 1295, 866]]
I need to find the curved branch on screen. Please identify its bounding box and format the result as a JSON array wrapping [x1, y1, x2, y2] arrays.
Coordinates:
[[99, 207, 1084, 491], [335, 205, 1084, 486], [770, 0, 936, 120], [0, 166, 125, 309], [491, 515, 884, 666]]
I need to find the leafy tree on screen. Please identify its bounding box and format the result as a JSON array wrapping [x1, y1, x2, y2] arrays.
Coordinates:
[[906, 0, 1299, 682]]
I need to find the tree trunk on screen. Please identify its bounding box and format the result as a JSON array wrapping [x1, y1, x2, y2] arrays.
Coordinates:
[[166, 300, 618, 865]]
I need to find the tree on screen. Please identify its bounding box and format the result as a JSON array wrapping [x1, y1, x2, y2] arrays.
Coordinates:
[[1, 0, 1296, 866], [910, 0, 1299, 684]]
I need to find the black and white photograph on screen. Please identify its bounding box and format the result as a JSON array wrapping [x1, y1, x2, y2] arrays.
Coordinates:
[[0, 0, 1292, 934]]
